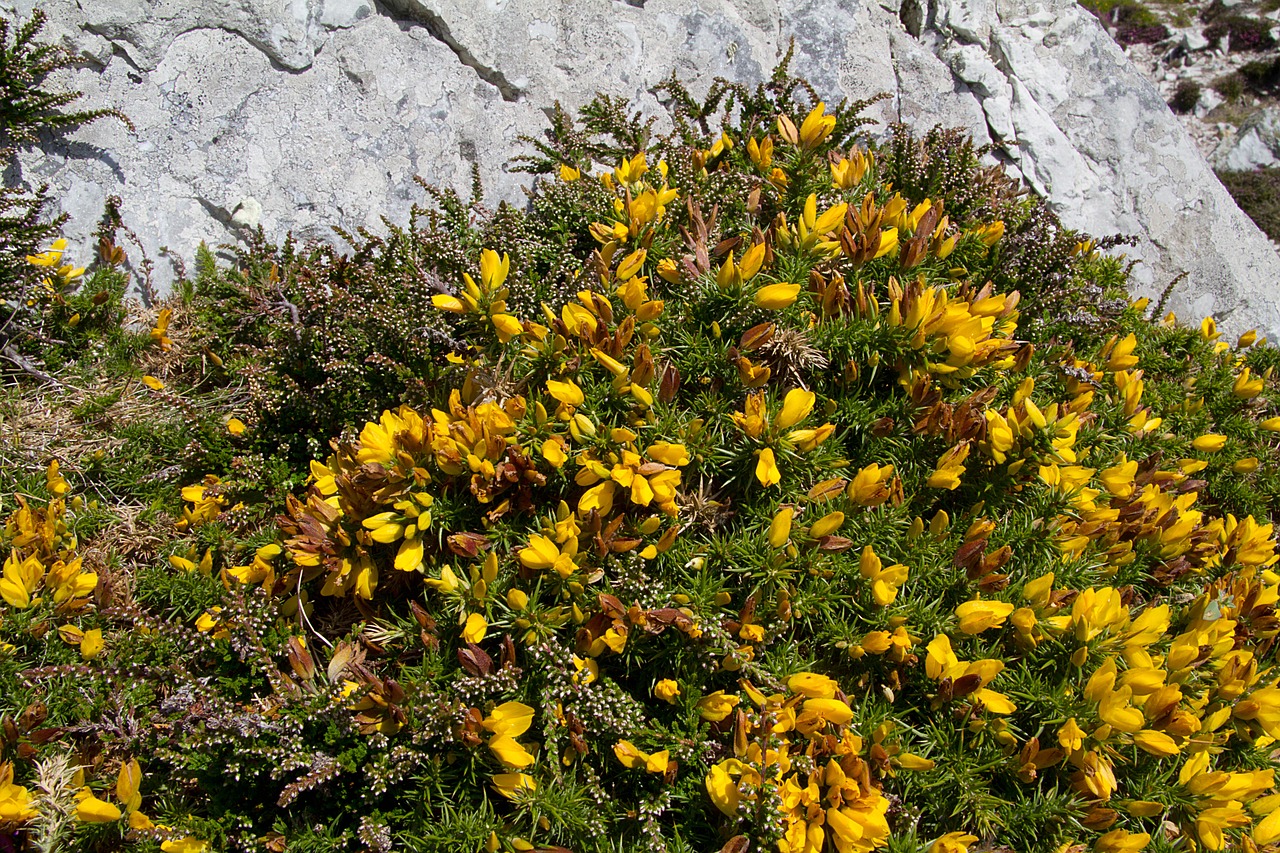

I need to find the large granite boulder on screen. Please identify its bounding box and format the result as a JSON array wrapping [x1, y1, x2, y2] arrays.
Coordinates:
[[5, 0, 1280, 338]]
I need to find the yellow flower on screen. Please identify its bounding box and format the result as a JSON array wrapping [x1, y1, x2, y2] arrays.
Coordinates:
[[928, 442, 970, 490], [613, 741, 670, 774], [929, 832, 979, 853], [859, 546, 908, 606], [776, 388, 816, 430], [0, 762, 36, 823], [1132, 729, 1179, 757], [697, 690, 740, 722], [797, 102, 836, 149], [75, 789, 121, 822], [1192, 434, 1227, 452], [141, 375, 165, 391], [26, 238, 67, 267], [462, 613, 488, 644], [754, 282, 801, 309], [706, 761, 740, 816], [1094, 830, 1151, 852], [79, 628, 104, 659], [1233, 367, 1265, 398], [0, 552, 43, 609], [808, 510, 844, 538], [116, 759, 142, 814], [149, 308, 173, 350], [487, 732, 535, 769], [1106, 333, 1139, 371], [546, 379, 584, 408], [954, 599, 1015, 634], [1256, 807, 1280, 844], [655, 679, 680, 704], [160, 840, 209, 853], [802, 697, 853, 725], [787, 672, 839, 699], [847, 463, 894, 506], [768, 506, 794, 548], [1261, 416, 1280, 432], [755, 448, 781, 488], [491, 773, 536, 799]]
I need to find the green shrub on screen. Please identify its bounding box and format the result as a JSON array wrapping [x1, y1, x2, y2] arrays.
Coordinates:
[[1212, 71, 1247, 103], [0, 29, 1278, 853], [0, 10, 128, 355], [1169, 80, 1202, 114], [1218, 166, 1280, 240]]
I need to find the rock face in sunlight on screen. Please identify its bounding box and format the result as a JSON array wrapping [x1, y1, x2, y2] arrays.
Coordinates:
[[7, 0, 1280, 337]]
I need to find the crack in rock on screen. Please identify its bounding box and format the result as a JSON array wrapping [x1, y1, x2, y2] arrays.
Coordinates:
[[375, 0, 524, 102]]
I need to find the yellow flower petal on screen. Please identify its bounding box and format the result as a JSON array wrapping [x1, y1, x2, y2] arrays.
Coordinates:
[[75, 791, 121, 823], [79, 629, 104, 660], [462, 613, 488, 644], [491, 772, 536, 799], [754, 282, 801, 310], [755, 448, 781, 488]]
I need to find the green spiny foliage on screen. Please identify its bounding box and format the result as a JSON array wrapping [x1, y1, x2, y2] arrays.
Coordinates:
[[0, 36, 1279, 853]]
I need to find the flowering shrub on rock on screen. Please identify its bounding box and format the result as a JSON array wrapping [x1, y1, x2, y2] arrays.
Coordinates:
[[2, 42, 1280, 853]]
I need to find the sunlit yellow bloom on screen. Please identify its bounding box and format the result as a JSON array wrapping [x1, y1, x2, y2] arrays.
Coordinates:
[[697, 690, 740, 722], [75, 789, 121, 823], [754, 282, 801, 309], [0, 762, 36, 823], [859, 546, 908, 606], [1094, 829, 1151, 852], [1054, 712, 1085, 753], [159, 840, 207, 853], [79, 628, 104, 659], [1106, 333, 1138, 371], [847, 463, 894, 506], [1193, 434, 1227, 452], [802, 697, 853, 725], [462, 613, 488, 644], [800, 102, 836, 147], [655, 679, 680, 704], [955, 599, 1014, 634], [929, 832, 979, 853], [928, 442, 970, 490], [1132, 729, 1179, 757], [756, 448, 781, 488], [809, 510, 844, 538], [491, 773, 536, 799], [787, 672, 839, 699], [706, 760, 740, 816]]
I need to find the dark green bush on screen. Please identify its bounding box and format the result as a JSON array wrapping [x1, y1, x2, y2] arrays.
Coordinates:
[[1218, 166, 1280, 240], [1169, 80, 1202, 114]]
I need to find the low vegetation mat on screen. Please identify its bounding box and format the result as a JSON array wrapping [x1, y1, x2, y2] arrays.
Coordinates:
[[2, 13, 1279, 853]]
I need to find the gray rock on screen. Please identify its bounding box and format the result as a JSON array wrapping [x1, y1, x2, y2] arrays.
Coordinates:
[[1195, 87, 1224, 118], [7, 0, 1280, 340], [1214, 108, 1280, 171], [1180, 28, 1210, 52]]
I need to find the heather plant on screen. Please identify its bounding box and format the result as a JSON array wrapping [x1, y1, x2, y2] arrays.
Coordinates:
[[0, 10, 128, 355], [1204, 15, 1277, 53], [1, 26, 1279, 853]]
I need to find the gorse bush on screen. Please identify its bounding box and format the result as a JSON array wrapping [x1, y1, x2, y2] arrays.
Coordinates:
[[1, 21, 1279, 853]]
